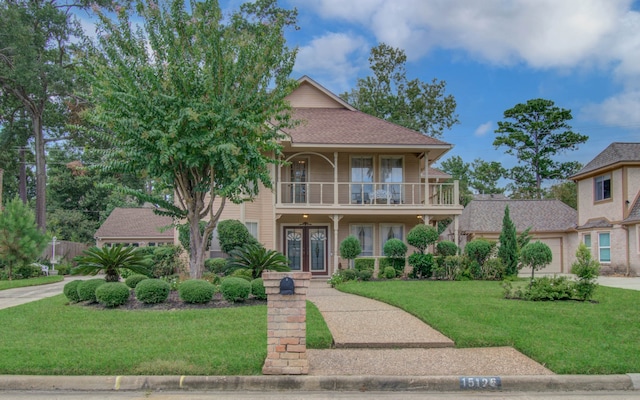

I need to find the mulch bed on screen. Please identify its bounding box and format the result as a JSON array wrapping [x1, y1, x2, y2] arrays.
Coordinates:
[[84, 291, 267, 310]]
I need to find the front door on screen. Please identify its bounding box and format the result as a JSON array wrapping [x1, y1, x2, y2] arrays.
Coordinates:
[[284, 226, 328, 275]]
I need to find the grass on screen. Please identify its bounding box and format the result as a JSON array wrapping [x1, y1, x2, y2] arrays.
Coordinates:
[[0, 275, 64, 290], [0, 295, 333, 375], [337, 280, 640, 375]]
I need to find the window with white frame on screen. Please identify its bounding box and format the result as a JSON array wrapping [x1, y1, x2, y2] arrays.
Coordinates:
[[594, 174, 611, 201], [351, 156, 374, 204], [583, 234, 591, 249], [380, 156, 403, 204], [598, 232, 611, 263], [245, 221, 259, 240], [350, 224, 374, 256], [380, 224, 404, 255]]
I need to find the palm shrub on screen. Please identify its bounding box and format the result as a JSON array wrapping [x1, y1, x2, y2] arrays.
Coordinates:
[[250, 278, 266, 300], [63, 280, 82, 302], [227, 243, 290, 279], [571, 243, 600, 301], [339, 235, 361, 269], [520, 241, 553, 283], [95, 282, 130, 307], [220, 277, 251, 302], [125, 274, 149, 288], [179, 279, 215, 304], [383, 238, 407, 276], [135, 278, 171, 304], [73, 245, 151, 282], [77, 278, 106, 302]]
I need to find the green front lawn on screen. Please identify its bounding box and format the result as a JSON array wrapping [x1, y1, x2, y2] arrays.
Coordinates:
[[0, 275, 64, 290], [337, 280, 640, 374], [0, 296, 332, 375]]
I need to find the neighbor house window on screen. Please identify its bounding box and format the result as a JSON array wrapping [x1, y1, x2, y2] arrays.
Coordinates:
[[380, 224, 404, 255], [245, 221, 259, 240], [598, 232, 611, 263], [594, 174, 611, 201], [583, 234, 591, 249], [351, 224, 374, 256]]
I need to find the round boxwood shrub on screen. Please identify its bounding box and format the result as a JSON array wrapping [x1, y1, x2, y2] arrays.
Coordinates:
[[204, 257, 227, 274], [383, 266, 397, 279], [95, 282, 131, 308], [125, 274, 149, 289], [179, 279, 216, 304], [63, 280, 82, 302], [250, 278, 266, 300], [135, 278, 171, 304], [220, 277, 251, 303], [436, 240, 459, 257], [77, 278, 106, 303]]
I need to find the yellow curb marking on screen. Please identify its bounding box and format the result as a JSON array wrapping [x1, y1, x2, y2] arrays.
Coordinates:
[[180, 375, 186, 388], [115, 376, 122, 390]]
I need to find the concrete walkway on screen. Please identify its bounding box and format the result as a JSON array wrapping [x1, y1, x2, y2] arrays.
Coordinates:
[[306, 280, 553, 376]]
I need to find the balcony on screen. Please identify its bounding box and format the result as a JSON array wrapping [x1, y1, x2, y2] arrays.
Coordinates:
[[276, 181, 459, 208]]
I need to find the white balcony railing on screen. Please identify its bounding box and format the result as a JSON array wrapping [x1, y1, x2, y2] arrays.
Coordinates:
[[277, 181, 458, 207]]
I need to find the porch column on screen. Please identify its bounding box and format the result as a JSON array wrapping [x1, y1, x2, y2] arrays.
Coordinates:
[[334, 152, 338, 206], [276, 158, 282, 206], [331, 214, 343, 272], [423, 152, 429, 205], [454, 215, 459, 247]]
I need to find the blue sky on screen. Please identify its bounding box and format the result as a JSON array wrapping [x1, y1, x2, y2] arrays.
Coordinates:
[[80, 0, 640, 175]]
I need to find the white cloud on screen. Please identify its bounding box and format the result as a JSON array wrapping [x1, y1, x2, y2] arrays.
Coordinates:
[[294, 32, 369, 92], [582, 90, 640, 127], [474, 121, 492, 137]]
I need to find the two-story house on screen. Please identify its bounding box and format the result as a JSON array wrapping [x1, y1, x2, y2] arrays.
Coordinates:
[[571, 142, 640, 276], [214, 76, 463, 277]]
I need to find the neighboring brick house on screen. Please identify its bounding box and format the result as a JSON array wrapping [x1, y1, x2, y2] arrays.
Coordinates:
[[442, 198, 578, 274], [571, 142, 640, 276], [211, 76, 463, 277], [95, 207, 174, 248]]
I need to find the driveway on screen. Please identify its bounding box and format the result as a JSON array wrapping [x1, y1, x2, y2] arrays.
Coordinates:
[[597, 276, 640, 291]]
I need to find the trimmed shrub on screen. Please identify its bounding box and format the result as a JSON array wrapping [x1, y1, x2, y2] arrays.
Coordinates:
[[339, 235, 361, 268], [482, 258, 506, 281], [436, 240, 458, 257], [135, 278, 171, 304], [464, 239, 495, 267], [383, 239, 407, 275], [407, 224, 438, 253], [383, 266, 397, 279], [14, 263, 40, 279], [231, 268, 253, 281], [356, 269, 373, 281], [125, 274, 149, 289], [220, 277, 251, 303], [250, 278, 266, 300], [76, 278, 106, 303], [433, 255, 463, 280], [202, 271, 221, 285], [408, 253, 434, 279], [63, 280, 82, 302], [204, 257, 228, 274], [341, 268, 357, 281], [179, 279, 215, 304], [55, 263, 71, 275], [217, 219, 258, 254], [95, 282, 130, 308], [571, 243, 600, 301], [354, 258, 375, 272], [520, 241, 553, 281]]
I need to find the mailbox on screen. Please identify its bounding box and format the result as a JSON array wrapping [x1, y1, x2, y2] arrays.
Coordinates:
[[279, 277, 295, 295]]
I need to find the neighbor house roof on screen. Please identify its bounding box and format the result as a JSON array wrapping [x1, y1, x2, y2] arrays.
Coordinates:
[[453, 199, 577, 234], [571, 142, 640, 180], [623, 198, 640, 224], [95, 207, 174, 240]]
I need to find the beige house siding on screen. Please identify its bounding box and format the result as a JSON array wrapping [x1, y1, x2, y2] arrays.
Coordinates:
[[286, 81, 345, 108]]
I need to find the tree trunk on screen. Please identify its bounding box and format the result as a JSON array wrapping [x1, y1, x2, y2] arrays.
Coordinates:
[[188, 214, 205, 279], [18, 147, 27, 204], [33, 114, 46, 231]]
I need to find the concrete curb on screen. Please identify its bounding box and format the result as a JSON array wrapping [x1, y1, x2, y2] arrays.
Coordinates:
[[0, 374, 637, 392]]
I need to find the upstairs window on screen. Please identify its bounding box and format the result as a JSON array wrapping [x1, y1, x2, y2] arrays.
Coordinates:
[[594, 174, 611, 201]]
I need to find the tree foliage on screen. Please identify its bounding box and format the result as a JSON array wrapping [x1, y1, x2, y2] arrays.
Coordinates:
[[439, 155, 473, 206], [498, 206, 518, 276], [80, 0, 299, 278], [341, 43, 458, 138], [339, 235, 361, 268], [519, 241, 553, 283], [406, 224, 439, 254], [545, 180, 578, 209], [0, 197, 49, 280], [470, 159, 505, 195], [494, 98, 587, 199]]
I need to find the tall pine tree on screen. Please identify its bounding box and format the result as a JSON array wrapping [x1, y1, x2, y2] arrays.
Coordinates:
[[498, 206, 518, 276]]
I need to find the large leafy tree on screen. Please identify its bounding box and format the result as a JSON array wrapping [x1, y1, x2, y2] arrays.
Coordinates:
[[439, 155, 473, 206], [0, 0, 90, 230], [494, 98, 587, 199], [81, 0, 298, 278], [0, 197, 48, 280], [341, 43, 458, 138], [544, 180, 578, 209], [470, 159, 505, 195]]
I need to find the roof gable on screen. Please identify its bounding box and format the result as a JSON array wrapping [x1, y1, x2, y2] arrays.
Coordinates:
[[285, 76, 355, 110], [572, 142, 640, 179], [95, 207, 174, 239]]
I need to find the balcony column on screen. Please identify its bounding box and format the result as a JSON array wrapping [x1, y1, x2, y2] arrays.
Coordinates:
[[423, 152, 429, 205], [454, 215, 460, 247], [334, 152, 338, 206], [454, 180, 459, 206]]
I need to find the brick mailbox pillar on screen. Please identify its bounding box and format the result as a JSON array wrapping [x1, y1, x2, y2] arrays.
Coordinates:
[[262, 271, 312, 375]]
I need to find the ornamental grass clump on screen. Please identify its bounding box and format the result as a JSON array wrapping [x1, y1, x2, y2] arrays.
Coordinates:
[[125, 274, 149, 288], [135, 279, 171, 304], [95, 282, 131, 308], [220, 277, 251, 303], [76, 278, 106, 303], [63, 280, 82, 302], [179, 279, 215, 304]]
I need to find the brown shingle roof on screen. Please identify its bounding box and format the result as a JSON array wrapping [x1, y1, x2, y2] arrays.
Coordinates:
[[577, 217, 613, 230], [455, 199, 577, 233], [95, 208, 174, 239], [283, 108, 450, 147], [572, 142, 640, 178], [623, 198, 640, 224]]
